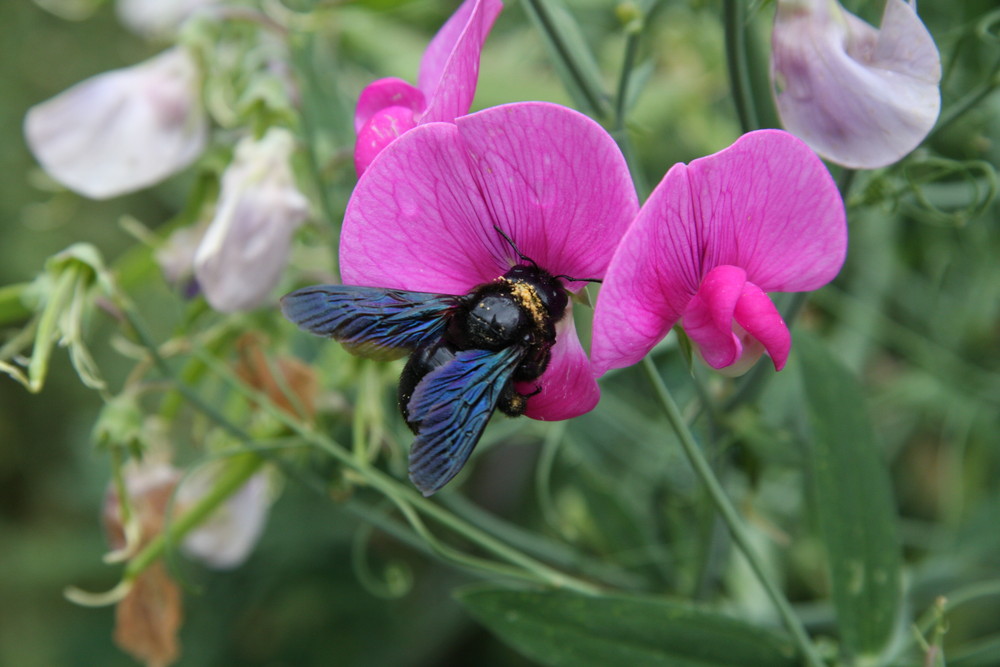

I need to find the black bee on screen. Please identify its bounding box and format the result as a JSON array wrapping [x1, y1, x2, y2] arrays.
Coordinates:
[[280, 231, 573, 496]]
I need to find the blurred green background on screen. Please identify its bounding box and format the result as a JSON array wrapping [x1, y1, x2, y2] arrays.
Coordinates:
[[2, 0, 999, 665]]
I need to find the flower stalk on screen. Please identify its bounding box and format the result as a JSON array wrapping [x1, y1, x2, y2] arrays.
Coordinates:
[[641, 357, 824, 667], [723, 0, 759, 133], [194, 348, 603, 594]]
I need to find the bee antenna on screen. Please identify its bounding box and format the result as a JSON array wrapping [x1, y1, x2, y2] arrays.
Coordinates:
[[493, 225, 537, 268], [554, 274, 603, 284]]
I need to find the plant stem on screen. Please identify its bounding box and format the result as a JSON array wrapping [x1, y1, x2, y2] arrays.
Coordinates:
[[929, 54, 1000, 141], [521, 0, 612, 119], [195, 350, 602, 595], [641, 357, 824, 667], [723, 0, 759, 133], [614, 26, 641, 130]]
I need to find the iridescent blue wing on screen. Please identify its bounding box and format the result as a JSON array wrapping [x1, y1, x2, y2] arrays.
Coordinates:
[[406, 346, 526, 496], [280, 285, 461, 360]]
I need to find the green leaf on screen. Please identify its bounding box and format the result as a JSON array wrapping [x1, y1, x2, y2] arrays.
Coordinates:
[[456, 587, 798, 667], [797, 333, 902, 658]]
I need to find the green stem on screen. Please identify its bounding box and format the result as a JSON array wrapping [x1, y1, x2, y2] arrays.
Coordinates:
[[522, 0, 612, 119], [124, 453, 266, 580], [614, 26, 641, 130], [723, 0, 759, 133], [194, 350, 601, 594], [929, 54, 1000, 141], [290, 32, 343, 274], [120, 304, 247, 441], [28, 268, 78, 392], [641, 358, 823, 667], [611, 19, 651, 200]]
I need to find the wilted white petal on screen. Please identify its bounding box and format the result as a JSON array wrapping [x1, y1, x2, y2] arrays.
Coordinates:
[[771, 0, 941, 169], [24, 47, 209, 199], [116, 0, 216, 39], [179, 464, 271, 570], [194, 128, 309, 312]]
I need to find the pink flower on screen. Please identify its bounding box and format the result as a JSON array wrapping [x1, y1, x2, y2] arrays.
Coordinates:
[[353, 0, 502, 175], [591, 130, 847, 376], [341, 101, 638, 419], [771, 0, 941, 169]]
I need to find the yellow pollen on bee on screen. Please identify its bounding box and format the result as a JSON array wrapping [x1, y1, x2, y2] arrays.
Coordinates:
[[504, 279, 547, 328]]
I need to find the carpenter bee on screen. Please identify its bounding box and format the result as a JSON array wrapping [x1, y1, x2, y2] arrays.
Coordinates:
[[280, 232, 574, 496]]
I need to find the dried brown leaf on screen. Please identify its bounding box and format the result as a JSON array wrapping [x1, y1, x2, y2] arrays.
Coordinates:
[[114, 562, 183, 667], [235, 333, 318, 418]]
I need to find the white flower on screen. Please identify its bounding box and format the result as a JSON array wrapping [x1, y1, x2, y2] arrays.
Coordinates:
[[771, 0, 941, 169], [105, 458, 271, 570], [156, 222, 208, 287], [178, 463, 271, 570], [24, 47, 208, 199], [116, 0, 217, 39], [194, 127, 308, 312]]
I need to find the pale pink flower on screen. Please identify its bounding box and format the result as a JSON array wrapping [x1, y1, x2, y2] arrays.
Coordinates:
[[24, 47, 208, 200], [178, 463, 271, 570], [194, 127, 309, 312], [771, 0, 941, 169]]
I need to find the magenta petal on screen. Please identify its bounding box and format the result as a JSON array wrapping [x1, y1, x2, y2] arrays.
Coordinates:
[[354, 78, 425, 133], [456, 102, 638, 287], [419, 0, 502, 124], [354, 105, 420, 176], [341, 122, 504, 294], [733, 282, 791, 371], [682, 265, 746, 369], [683, 130, 847, 292], [518, 306, 598, 421], [590, 162, 695, 376], [592, 131, 843, 376]]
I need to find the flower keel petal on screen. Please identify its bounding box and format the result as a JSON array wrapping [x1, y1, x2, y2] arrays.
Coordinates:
[[733, 282, 791, 371], [681, 265, 747, 370]]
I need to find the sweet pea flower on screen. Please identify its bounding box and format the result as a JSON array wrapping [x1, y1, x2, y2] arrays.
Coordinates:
[[341, 101, 639, 419], [178, 462, 271, 569], [194, 127, 309, 312], [24, 47, 208, 200], [771, 0, 941, 169], [353, 0, 502, 175], [591, 130, 847, 376], [104, 458, 270, 569]]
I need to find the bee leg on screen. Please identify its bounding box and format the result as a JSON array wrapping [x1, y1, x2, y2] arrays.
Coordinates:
[[496, 383, 541, 418]]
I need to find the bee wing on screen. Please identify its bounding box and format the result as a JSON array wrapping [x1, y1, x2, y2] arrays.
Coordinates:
[[280, 285, 461, 360], [406, 346, 526, 496]]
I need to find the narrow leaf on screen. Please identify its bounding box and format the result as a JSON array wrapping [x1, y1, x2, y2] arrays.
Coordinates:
[[457, 587, 798, 667], [797, 332, 902, 658]]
